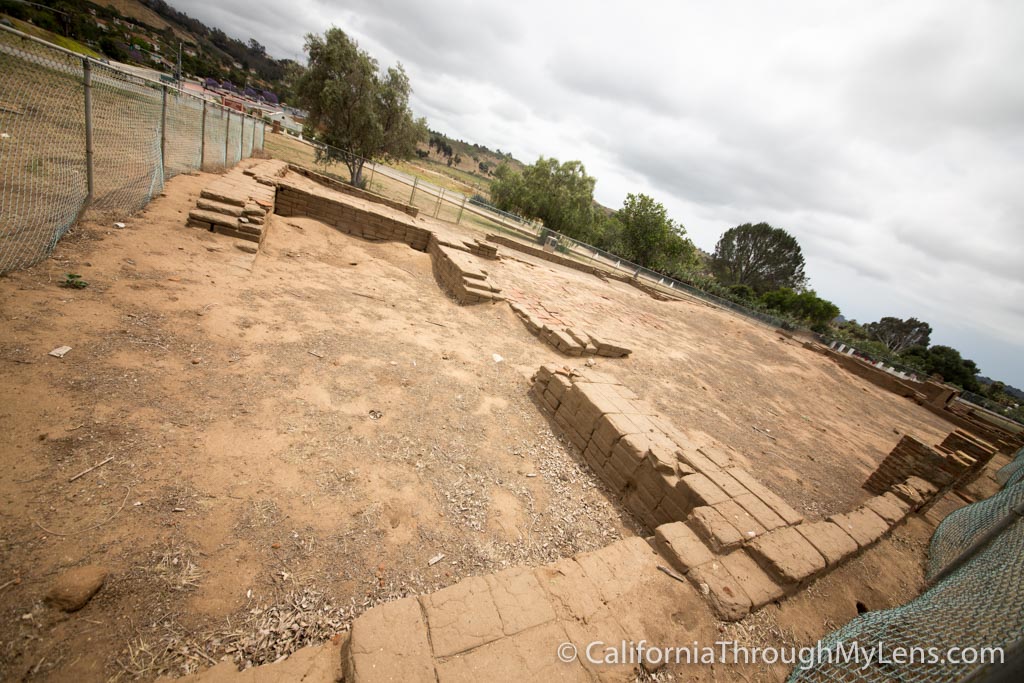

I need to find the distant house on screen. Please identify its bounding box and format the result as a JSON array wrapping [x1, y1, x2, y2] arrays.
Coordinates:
[[268, 111, 303, 135]]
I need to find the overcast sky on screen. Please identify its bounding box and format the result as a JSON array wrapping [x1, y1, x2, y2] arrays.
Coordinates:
[[173, 0, 1024, 386]]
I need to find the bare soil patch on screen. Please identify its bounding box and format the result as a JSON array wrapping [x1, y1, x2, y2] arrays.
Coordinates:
[[0, 165, 963, 680]]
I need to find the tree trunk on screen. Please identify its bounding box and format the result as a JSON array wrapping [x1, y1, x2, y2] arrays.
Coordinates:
[[348, 158, 366, 187]]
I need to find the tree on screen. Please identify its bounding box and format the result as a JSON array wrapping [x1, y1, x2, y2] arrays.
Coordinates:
[[296, 28, 427, 186], [760, 288, 840, 331], [247, 39, 266, 57], [863, 317, 932, 354], [489, 157, 597, 238], [614, 193, 698, 272], [710, 223, 808, 294], [902, 345, 980, 391]]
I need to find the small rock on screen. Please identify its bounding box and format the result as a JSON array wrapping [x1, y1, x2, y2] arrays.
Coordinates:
[[46, 565, 107, 612], [191, 358, 201, 365]]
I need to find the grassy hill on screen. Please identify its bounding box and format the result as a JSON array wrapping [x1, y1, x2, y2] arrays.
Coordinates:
[[1, 0, 299, 101], [1, 14, 101, 57]]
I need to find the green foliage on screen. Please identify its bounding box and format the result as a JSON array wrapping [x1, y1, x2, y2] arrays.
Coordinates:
[[60, 273, 88, 289], [761, 288, 839, 330], [727, 284, 756, 302], [296, 28, 427, 186], [711, 223, 808, 294], [864, 317, 932, 353], [489, 157, 597, 239], [612, 193, 699, 273], [901, 345, 981, 392]]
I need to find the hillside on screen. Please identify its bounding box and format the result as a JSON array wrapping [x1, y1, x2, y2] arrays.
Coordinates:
[[398, 130, 525, 195], [1, 0, 299, 101]]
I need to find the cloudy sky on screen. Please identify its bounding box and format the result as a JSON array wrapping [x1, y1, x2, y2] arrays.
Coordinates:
[[173, 0, 1024, 386]]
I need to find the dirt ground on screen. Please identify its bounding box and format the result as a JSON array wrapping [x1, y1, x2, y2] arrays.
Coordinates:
[[0, 162, 969, 681]]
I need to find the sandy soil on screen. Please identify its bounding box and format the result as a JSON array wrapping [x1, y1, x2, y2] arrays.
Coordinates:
[[0, 163, 967, 681]]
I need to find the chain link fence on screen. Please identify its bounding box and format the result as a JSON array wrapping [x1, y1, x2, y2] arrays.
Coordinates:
[[0, 24, 266, 274], [788, 451, 1024, 682]]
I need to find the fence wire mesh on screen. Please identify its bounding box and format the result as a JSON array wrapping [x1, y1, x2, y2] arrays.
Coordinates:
[[226, 112, 242, 166], [164, 91, 204, 178], [203, 106, 227, 168], [0, 24, 266, 274], [0, 28, 87, 273], [89, 62, 164, 213], [788, 478, 1024, 682], [242, 116, 254, 159]]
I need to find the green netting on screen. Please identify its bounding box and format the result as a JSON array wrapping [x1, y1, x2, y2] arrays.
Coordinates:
[[789, 480, 1024, 682], [926, 475, 1024, 581], [995, 448, 1024, 488]]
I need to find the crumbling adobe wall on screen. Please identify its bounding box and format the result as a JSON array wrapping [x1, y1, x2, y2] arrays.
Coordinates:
[[286, 164, 419, 217], [485, 234, 687, 303], [185, 159, 287, 244], [863, 434, 975, 496], [530, 365, 803, 535], [509, 302, 630, 358], [824, 348, 923, 399], [427, 236, 503, 305], [940, 429, 998, 488], [485, 234, 605, 276], [274, 180, 432, 251]]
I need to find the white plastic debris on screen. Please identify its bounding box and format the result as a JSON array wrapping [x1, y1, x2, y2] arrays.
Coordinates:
[[428, 554, 445, 566], [114, 222, 126, 228], [48, 346, 72, 358], [492, 353, 504, 363]]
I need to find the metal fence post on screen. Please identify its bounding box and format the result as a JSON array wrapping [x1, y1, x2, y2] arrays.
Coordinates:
[[82, 58, 94, 205], [409, 177, 419, 204], [160, 85, 168, 173], [434, 188, 444, 218], [367, 160, 376, 191], [457, 195, 467, 224], [199, 100, 206, 169], [224, 110, 230, 164]]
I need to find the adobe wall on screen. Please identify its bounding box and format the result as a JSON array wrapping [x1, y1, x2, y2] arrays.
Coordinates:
[[275, 180, 432, 250], [286, 164, 420, 217], [427, 236, 503, 305], [529, 365, 935, 621], [824, 348, 923, 399], [863, 434, 976, 499]]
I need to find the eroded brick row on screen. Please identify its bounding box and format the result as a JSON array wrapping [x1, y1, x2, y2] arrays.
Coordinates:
[[863, 434, 981, 497], [531, 365, 801, 535], [428, 237, 504, 305], [185, 159, 284, 244], [511, 303, 631, 358], [275, 182, 432, 251], [285, 163, 420, 217], [656, 477, 933, 621]]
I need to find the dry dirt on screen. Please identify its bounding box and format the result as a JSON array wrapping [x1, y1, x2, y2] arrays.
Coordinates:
[[0, 162, 969, 681]]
